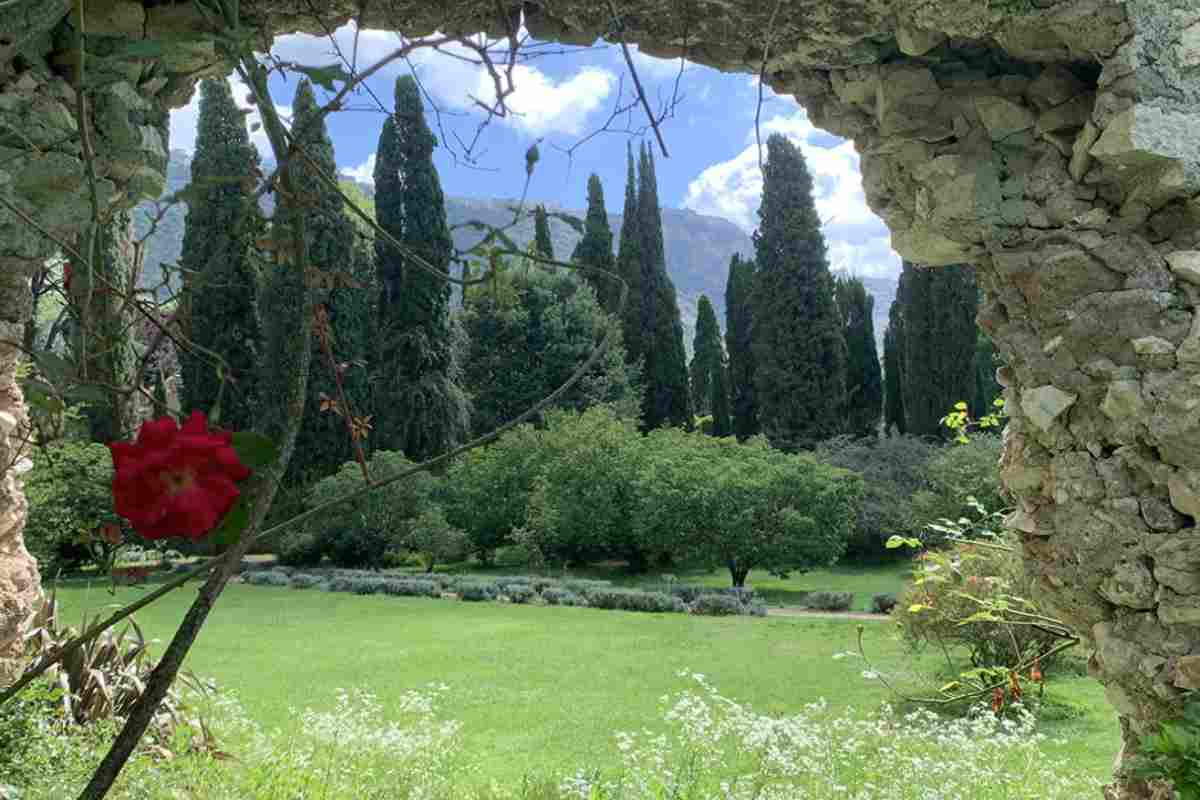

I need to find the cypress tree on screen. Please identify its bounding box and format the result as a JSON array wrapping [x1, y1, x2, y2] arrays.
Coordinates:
[[178, 78, 262, 432], [614, 143, 644, 366], [897, 261, 978, 437], [533, 204, 555, 261], [68, 212, 138, 441], [883, 302, 906, 435], [636, 144, 691, 430], [571, 174, 618, 314], [751, 134, 846, 451], [689, 294, 722, 417], [971, 332, 1003, 419], [835, 276, 883, 438], [373, 76, 470, 461], [709, 354, 733, 437], [279, 80, 375, 484], [724, 252, 758, 439]]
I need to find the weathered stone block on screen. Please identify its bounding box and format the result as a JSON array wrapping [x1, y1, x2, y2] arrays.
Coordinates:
[[1036, 95, 1094, 135], [1021, 385, 1078, 431], [896, 26, 945, 57], [1101, 379, 1146, 421], [1159, 589, 1200, 625], [1168, 470, 1200, 520], [1155, 537, 1200, 594], [975, 95, 1036, 141], [1099, 559, 1157, 609], [1173, 654, 1200, 689], [1166, 251, 1200, 285], [1142, 497, 1185, 531]]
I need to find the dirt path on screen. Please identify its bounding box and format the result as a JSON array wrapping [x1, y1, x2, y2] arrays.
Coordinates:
[[767, 607, 890, 622]]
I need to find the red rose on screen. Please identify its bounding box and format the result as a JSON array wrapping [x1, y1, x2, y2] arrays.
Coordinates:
[[108, 411, 252, 540]]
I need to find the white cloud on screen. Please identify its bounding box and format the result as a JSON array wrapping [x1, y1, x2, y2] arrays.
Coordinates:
[[168, 74, 291, 160], [342, 153, 376, 185], [269, 23, 615, 137], [682, 110, 901, 279]]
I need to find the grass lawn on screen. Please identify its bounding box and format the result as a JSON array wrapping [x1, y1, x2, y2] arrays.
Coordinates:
[[53, 579, 1120, 789]]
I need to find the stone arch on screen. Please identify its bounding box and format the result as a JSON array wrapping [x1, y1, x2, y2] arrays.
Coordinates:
[[3, 2, 1199, 795]]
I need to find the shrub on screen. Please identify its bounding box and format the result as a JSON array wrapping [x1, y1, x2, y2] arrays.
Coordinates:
[[689, 593, 742, 616], [586, 589, 684, 614], [689, 592, 767, 617], [541, 587, 584, 606], [277, 530, 326, 567], [805, 591, 853, 611], [911, 436, 1006, 535], [288, 573, 325, 590], [458, 583, 499, 602], [379, 579, 440, 598], [243, 570, 291, 587], [894, 534, 1063, 670], [505, 585, 537, 604], [870, 592, 898, 614], [22, 441, 129, 574], [306, 451, 438, 569], [815, 434, 937, 561], [560, 578, 613, 597], [404, 506, 470, 572], [530, 576, 563, 593]]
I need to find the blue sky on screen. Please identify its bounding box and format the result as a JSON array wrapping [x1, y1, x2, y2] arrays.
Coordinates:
[[168, 24, 901, 279]]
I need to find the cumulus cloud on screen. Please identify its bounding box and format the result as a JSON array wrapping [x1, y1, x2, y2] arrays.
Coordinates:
[[682, 111, 901, 279], [168, 74, 291, 159], [342, 153, 376, 185], [268, 23, 615, 137]]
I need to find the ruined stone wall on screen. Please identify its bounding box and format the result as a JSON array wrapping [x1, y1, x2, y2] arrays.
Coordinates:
[[2, 1, 1200, 794]]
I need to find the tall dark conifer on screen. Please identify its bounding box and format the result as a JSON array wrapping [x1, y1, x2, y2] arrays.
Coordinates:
[[709, 355, 733, 437], [178, 78, 262, 432], [533, 204, 554, 261], [724, 253, 758, 439], [636, 144, 691, 430], [280, 80, 375, 484], [690, 294, 722, 417], [883, 303, 906, 435], [896, 261, 978, 437], [751, 134, 846, 451], [836, 276, 883, 437], [571, 174, 618, 314], [614, 144, 644, 366], [373, 76, 469, 460]]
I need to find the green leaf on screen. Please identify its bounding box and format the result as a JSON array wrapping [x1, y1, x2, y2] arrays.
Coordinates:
[[231, 432, 278, 471], [292, 62, 352, 92], [908, 604, 928, 614], [954, 401, 968, 411], [209, 497, 249, 551]]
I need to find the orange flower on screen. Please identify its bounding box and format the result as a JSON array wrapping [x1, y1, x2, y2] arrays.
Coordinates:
[[991, 687, 1005, 713], [1030, 658, 1043, 683], [1009, 671, 1022, 703]]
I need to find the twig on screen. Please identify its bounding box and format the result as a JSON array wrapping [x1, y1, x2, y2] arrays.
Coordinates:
[[606, 0, 670, 158], [755, 0, 784, 175]]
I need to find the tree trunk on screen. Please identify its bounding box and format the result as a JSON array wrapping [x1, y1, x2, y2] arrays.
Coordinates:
[[728, 562, 749, 589]]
